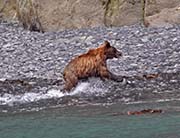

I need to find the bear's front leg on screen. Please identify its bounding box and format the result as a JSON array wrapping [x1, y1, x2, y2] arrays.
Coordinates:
[[99, 66, 124, 82]]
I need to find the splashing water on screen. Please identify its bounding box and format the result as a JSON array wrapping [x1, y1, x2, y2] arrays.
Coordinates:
[[71, 82, 90, 95], [0, 78, 110, 107], [0, 80, 100, 106], [0, 90, 64, 106]]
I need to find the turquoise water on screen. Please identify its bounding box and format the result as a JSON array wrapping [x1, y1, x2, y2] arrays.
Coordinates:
[[0, 103, 180, 138]]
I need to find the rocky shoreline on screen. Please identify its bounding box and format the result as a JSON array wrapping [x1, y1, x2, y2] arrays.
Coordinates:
[[1, 22, 180, 78], [0, 21, 180, 111]]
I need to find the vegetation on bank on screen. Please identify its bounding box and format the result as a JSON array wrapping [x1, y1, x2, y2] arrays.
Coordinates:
[[0, 0, 43, 32]]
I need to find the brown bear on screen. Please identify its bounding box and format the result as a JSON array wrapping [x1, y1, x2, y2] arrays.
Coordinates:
[[63, 40, 124, 91]]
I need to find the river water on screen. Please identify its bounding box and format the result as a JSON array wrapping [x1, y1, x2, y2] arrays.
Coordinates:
[[1, 78, 180, 138], [0, 101, 180, 138]]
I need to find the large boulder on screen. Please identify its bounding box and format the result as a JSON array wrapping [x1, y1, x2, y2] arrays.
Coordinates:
[[38, 0, 105, 31], [38, 0, 142, 31], [145, 0, 180, 27], [145, 6, 180, 27]]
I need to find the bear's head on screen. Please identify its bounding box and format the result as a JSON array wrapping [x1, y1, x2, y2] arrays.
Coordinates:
[[103, 41, 122, 59]]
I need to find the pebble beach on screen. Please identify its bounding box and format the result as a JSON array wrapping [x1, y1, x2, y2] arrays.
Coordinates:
[[0, 21, 180, 112]]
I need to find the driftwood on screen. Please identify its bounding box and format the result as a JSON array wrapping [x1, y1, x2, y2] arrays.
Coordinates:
[[110, 109, 163, 116], [127, 109, 163, 115]]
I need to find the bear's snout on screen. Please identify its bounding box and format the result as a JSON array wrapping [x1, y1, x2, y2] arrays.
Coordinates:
[[115, 50, 122, 58]]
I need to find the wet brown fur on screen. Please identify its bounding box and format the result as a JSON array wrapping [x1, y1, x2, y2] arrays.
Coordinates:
[[63, 41, 123, 91]]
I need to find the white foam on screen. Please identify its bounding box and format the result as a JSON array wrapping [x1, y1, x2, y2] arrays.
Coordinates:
[[0, 82, 91, 106], [0, 90, 65, 106], [46, 89, 64, 97], [0, 79, 109, 106], [71, 82, 89, 95]]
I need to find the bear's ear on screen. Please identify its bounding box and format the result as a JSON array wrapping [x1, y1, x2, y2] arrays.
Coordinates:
[[104, 41, 111, 48]]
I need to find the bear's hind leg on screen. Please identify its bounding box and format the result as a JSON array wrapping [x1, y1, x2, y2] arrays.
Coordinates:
[[64, 75, 78, 92]]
